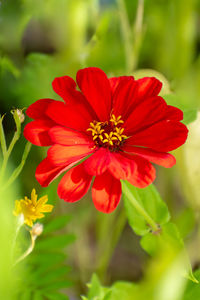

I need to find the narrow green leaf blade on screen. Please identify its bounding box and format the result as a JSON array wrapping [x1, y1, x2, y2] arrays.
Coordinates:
[[43, 215, 71, 234]]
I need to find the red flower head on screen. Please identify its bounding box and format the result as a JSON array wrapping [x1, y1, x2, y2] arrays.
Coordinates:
[[24, 67, 188, 213]]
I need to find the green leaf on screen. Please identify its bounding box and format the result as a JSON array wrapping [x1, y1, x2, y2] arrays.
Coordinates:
[[29, 252, 66, 266], [140, 222, 198, 283], [35, 234, 76, 250], [43, 215, 71, 234], [183, 269, 200, 300], [140, 222, 183, 256], [108, 281, 138, 300], [85, 276, 138, 300], [163, 94, 197, 125], [123, 181, 170, 236], [41, 281, 72, 292], [87, 274, 109, 300], [87, 274, 102, 299], [32, 291, 44, 300], [43, 292, 69, 300], [30, 266, 70, 287], [0, 55, 20, 78]]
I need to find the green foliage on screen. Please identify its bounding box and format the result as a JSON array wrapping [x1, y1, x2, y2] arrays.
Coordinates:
[[0, 0, 200, 298], [83, 274, 138, 300], [84, 268, 200, 300], [183, 270, 200, 300], [0, 55, 20, 78], [123, 181, 170, 236], [140, 222, 183, 256], [123, 181, 197, 283], [16, 214, 75, 300]]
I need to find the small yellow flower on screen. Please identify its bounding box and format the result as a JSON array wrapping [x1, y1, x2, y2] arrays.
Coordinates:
[[13, 189, 54, 227]]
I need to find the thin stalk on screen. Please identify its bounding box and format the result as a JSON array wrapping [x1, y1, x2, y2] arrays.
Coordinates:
[[132, 0, 144, 69], [96, 208, 127, 280], [117, 0, 133, 73], [122, 181, 159, 232], [117, 0, 144, 72], [0, 115, 7, 157], [13, 232, 35, 267], [0, 131, 20, 182], [0, 111, 21, 182], [11, 215, 24, 262], [1, 142, 32, 191]]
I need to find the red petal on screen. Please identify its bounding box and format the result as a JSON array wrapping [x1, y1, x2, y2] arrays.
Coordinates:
[[76, 67, 112, 121], [26, 99, 54, 119], [112, 77, 137, 119], [92, 171, 121, 213], [134, 77, 162, 103], [52, 76, 77, 102], [108, 152, 135, 180], [35, 157, 73, 187], [112, 77, 162, 120], [109, 76, 134, 95], [49, 126, 93, 146], [24, 119, 55, 146], [124, 96, 168, 135], [84, 148, 110, 175], [46, 100, 94, 131], [126, 120, 188, 152], [57, 163, 93, 202], [108, 152, 155, 187], [122, 153, 156, 188], [165, 105, 183, 121], [123, 145, 176, 168], [47, 144, 94, 166]]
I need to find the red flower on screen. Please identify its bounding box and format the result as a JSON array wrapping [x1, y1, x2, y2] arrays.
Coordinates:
[[24, 67, 188, 213]]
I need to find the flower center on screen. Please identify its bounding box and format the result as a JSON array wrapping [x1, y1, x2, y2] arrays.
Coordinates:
[[87, 114, 127, 151]]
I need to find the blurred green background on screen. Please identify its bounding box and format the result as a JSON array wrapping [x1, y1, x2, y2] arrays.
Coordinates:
[[0, 0, 200, 299]]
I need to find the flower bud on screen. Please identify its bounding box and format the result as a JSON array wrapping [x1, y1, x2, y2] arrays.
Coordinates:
[[16, 109, 25, 123], [31, 223, 43, 238]]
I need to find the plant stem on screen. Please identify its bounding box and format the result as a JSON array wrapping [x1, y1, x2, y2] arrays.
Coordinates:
[[1, 142, 32, 191], [0, 131, 20, 182], [13, 231, 36, 267], [0, 115, 7, 157], [117, 0, 144, 72], [0, 110, 22, 182], [11, 215, 24, 262], [132, 0, 144, 70], [122, 181, 159, 232], [117, 0, 133, 73], [96, 207, 127, 280]]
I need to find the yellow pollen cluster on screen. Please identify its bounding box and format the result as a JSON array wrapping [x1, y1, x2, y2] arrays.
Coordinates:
[[87, 114, 127, 150]]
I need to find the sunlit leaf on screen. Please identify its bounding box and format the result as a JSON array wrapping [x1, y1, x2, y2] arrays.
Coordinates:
[[123, 181, 170, 236], [87, 274, 109, 300], [108, 281, 139, 300], [140, 222, 183, 256], [183, 270, 200, 300]]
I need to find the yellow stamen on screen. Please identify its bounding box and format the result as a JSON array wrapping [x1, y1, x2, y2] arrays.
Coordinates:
[[87, 114, 127, 150], [110, 114, 124, 126]]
